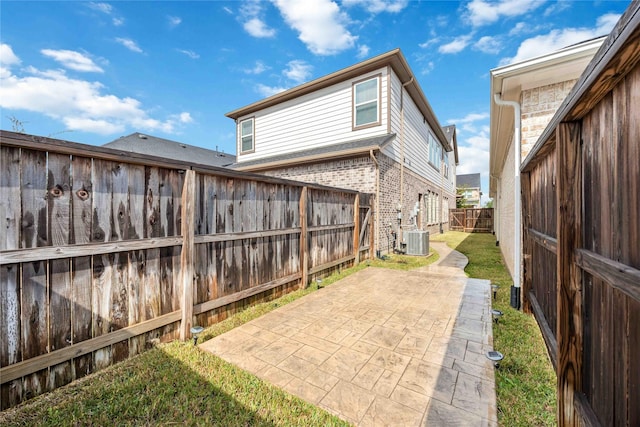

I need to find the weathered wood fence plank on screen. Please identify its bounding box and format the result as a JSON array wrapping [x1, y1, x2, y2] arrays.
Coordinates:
[[0, 131, 364, 409], [521, 5, 640, 423]]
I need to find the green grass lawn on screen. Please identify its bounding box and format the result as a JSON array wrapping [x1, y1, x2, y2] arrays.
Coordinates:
[[0, 238, 555, 426], [431, 231, 557, 426], [0, 252, 438, 426]]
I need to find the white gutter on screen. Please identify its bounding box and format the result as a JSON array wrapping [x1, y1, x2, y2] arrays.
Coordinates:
[[493, 93, 521, 289]]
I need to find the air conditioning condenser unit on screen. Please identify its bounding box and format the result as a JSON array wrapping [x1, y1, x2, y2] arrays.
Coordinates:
[[405, 231, 429, 256]]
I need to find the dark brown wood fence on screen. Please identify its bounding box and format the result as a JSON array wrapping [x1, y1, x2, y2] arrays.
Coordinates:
[[0, 131, 374, 410], [521, 4, 640, 425], [449, 208, 493, 232]]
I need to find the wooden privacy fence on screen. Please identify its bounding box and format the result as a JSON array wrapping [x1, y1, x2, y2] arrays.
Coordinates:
[[0, 131, 374, 410], [449, 208, 493, 232], [521, 4, 639, 425]]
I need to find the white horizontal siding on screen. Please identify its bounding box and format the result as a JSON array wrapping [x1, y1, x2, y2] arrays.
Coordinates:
[[236, 68, 389, 162], [386, 71, 442, 186]]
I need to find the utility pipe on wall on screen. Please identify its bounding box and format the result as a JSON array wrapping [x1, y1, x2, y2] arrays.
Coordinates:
[[370, 149, 380, 256], [493, 94, 522, 301]]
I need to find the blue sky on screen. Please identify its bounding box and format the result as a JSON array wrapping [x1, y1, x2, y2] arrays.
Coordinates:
[[0, 0, 631, 203]]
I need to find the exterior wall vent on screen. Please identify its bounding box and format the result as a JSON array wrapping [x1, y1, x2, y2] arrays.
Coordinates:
[[405, 231, 429, 256]]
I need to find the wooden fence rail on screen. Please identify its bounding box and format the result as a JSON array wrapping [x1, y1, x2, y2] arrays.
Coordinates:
[[520, 4, 640, 425], [0, 131, 374, 410]]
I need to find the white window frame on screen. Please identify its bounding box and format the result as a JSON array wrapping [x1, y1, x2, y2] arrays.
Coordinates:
[[428, 132, 441, 170], [352, 75, 381, 129], [239, 117, 255, 154]]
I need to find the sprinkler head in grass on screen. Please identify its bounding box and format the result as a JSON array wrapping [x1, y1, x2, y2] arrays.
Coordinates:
[[316, 278, 323, 289], [486, 350, 504, 368], [491, 309, 503, 324], [190, 325, 204, 346], [491, 284, 499, 301]]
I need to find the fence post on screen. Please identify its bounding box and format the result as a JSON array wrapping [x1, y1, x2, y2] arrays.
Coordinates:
[[299, 186, 308, 288], [369, 195, 375, 260], [179, 169, 196, 341], [556, 121, 583, 426], [353, 193, 360, 265], [521, 172, 532, 314]]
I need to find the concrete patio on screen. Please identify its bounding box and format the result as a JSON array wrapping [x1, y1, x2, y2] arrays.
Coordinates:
[[200, 242, 498, 426]]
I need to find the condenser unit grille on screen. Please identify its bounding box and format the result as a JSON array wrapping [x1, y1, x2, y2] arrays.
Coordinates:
[[405, 231, 429, 256]]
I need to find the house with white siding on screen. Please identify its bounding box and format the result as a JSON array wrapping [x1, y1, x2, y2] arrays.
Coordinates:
[[489, 37, 604, 292], [226, 49, 457, 256]]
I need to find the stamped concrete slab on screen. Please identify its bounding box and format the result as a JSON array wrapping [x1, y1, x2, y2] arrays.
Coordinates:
[[200, 241, 498, 426]]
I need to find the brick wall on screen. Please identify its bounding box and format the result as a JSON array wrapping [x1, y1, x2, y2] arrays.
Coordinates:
[[262, 156, 376, 193], [378, 153, 454, 253], [521, 80, 577, 159], [258, 152, 455, 256]]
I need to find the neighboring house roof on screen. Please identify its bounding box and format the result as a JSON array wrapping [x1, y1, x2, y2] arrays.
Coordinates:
[[457, 173, 481, 189], [103, 133, 235, 167], [225, 48, 451, 152], [489, 36, 605, 196], [231, 133, 395, 171], [442, 125, 459, 165]]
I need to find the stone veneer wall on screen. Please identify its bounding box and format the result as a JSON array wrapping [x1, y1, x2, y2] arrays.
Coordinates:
[[259, 153, 455, 255], [521, 80, 577, 159]]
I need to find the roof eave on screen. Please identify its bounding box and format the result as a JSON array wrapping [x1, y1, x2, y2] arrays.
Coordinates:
[[233, 145, 383, 172]]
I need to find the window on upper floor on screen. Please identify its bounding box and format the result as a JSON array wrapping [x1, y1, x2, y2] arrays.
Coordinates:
[[239, 117, 254, 154], [443, 152, 450, 178], [428, 133, 441, 170], [353, 76, 380, 129]]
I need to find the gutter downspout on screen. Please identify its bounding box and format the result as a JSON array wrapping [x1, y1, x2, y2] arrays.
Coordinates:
[[399, 77, 414, 246], [370, 149, 380, 257], [493, 93, 522, 308], [490, 173, 500, 245]]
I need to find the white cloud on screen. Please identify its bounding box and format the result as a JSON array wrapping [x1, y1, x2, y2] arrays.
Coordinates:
[[544, 1, 571, 17], [342, 0, 408, 14], [244, 17, 277, 37], [168, 16, 182, 28], [115, 38, 143, 53], [176, 112, 193, 123], [420, 61, 435, 75], [1, 44, 21, 67], [0, 44, 21, 79], [473, 36, 502, 54], [439, 35, 472, 54], [502, 12, 620, 65], [243, 60, 270, 74], [88, 2, 112, 14], [240, 1, 276, 38], [448, 111, 490, 204], [357, 44, 370, 58], [465, 0, 544, 27], [272, 0, 357, 55], [41, 49, 104, 72], [418, 37, 440, 49], [223, 6, 233, 15], [177, 49, 200, 59], [283, 59, 312, 83], [0, 58, 189, 135], [87, 2, 123, 26], [255, 83, 288, 97], [449, 112, 490, 124]]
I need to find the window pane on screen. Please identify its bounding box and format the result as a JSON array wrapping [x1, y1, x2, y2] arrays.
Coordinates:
[[241, 119, 253, 136], [355, 78, 377, 104], [356, 102, 377, 126], [241, 135, 253, 152]]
